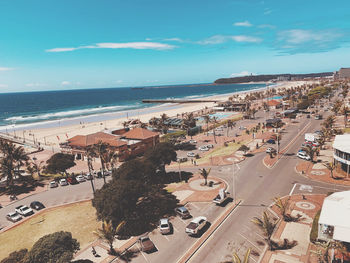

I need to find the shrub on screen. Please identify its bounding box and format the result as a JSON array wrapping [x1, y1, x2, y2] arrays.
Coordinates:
[[310, 210, 321, 243]]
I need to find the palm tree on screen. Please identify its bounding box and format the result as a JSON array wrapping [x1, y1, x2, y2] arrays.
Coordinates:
[[252, 211, 277, 250], [199, 168, 211, 185], [323, 161, 336, 179], [103, 148, 120, 171], [273, 197, 288, 221], [232, 248, 251, 263], [94, 220, 126, 255], [341, 105, 349, 128], [211, 116, 218, 143], [27, 160, 44, 178], [203, 115, 211, 136], [93, 141, 109, 184], [302, 145, 316, 163], [13, 145, 29, 178]]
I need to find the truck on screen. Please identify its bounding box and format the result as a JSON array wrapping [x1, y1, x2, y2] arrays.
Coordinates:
[[213, 189, 231, 205], [15, 205, 34, 217], [304, 133, 320, 142], [138, 236, 156, 253]]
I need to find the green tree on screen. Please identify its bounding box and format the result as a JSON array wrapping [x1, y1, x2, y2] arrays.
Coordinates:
[[93, 141, 109, 184], [25, 231, 79, 263], [94, 220, 125, 255], [144, 142, 177, 174], [252, 211, 276, 250], [302, 145, 316, 163], [1, 249, 28, 263], [45, 153, 75, 175], [113, 158, 156, 184], [211, 116, 218, 143], [199, 168, 211, 185], [238, 145, 250, 155], [332, 100, 342, 115], [203, 115, 211, 136]]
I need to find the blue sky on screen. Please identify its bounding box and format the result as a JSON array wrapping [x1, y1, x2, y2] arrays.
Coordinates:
[[1, 0, 350, 92]]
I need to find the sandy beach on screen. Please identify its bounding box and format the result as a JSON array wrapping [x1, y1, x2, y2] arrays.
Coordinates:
[[5, 80, 312, 149]]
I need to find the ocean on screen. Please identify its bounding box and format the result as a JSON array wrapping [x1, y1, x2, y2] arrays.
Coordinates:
[[0, 83, 266, 131]]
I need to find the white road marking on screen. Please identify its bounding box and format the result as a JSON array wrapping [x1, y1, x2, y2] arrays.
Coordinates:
[[238, 233, 262, 252], [249, 255, 257, 262], [173, 225, 179, 233], [163, 234, 170, 241], [179, 217, 187, 225], [289, 183, 297, 196], [190, 203, 200, 210], [137, 244, 149, 262]]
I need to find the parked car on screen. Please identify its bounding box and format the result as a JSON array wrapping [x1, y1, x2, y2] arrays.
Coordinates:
[[15, 205, 34, 216], [49, 181, 58, 188], [266, 139, 276, 144], [177, 157, 188, 163], [67, 177, 79, 185], [189, 139, 197, 144], [59, 178, 68, 186], [6, 212, 22, 222], [76, 175, 86, 182], [84, 173, 93, 180], [175, 206, 191, 219], [30, 201, 45, 211], [239, 126, 247, 130], [138, 236, 156, 253], [266, 147, 276, 154], [213, 189, 230, 205], [297, 151, 311, 160], [187, 152, 195, 157], [206, 144, 214, 148], [185, 216, 207, 236], [158, 218, 171, 235], [215, 127, 223, 131], [199, 146, 209, 151]]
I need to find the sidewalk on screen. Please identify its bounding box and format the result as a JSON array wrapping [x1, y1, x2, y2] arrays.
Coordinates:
[[261, 194, 325, 263]]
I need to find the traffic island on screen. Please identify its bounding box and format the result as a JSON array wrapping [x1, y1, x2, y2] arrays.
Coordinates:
[[296, 160, 350, 186]]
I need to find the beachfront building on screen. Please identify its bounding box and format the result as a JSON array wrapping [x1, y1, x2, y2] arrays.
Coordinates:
[[67, 132, 128, 161], [215, 102, 249, 112], [318, 190, 350, 243], [335, 68, 350, 79], [333, 134, 350, 176], [267, 99, 282, 110], [119, 127, 159, 158]]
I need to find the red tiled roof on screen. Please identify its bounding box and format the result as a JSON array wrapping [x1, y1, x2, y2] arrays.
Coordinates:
[[122, 128, 159, 140], [267, 100, 282, 106], [68, 132, 126, 147]]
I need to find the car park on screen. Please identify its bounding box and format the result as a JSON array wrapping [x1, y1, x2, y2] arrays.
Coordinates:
[[158, 218, 171, 234], [175, 206, 191, 219], [187, 152, 195, 157], [6, 212, 22, 222], [15, 205, 34, 216], [266, 147, 276, 153], [49, 181, 58, 188], [76, 175, 86, 182], [139, 236, 156, 253], [30, 201, 45, 210], [185, 216, 207, 236], [59, 178, 68, 186], [67, 177, 79, 185], [297, 151, 311, 160], [199, 146, 209, 151]]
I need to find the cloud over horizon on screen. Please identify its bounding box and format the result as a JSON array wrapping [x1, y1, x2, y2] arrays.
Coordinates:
[[198, 35, 262, 45], [233, 21, 252, 27], [46, 42, 176, 52], [0, 67, 13, 71]]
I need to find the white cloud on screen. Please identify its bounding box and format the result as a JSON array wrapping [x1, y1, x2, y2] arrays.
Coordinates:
[[230, 71, 255, 77], [279, 29, 341, 44], [0, 67, 13, 71], [61, 81, 71, 86], [46, 42, 176, 52], [163, 38, 183, 42], [198, 35, 262, 45], [233, 21, 252, 27], [0, 84, 8, 88]]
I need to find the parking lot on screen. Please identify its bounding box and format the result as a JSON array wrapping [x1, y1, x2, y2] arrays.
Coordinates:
[[123, 201, 232, 263]]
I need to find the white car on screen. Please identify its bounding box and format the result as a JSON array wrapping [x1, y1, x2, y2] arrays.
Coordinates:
[[158, 218, 171, 235], [59, 178, 68, 186], [187, 152, 196, 157], [6, 212, 22, 222], [189, 140, 197, 144], [199, 146, 209, 151], [49, 181, 58, 188], [76, 175, 86, 182], [266, 147, 276, 154], [239, 126, 247, 130], [185, 216, 207, 236], [297, 151, 311, 160], [215, 127, 224, 131], [15, 205, 34, 217], [206, 144, 214, 148]]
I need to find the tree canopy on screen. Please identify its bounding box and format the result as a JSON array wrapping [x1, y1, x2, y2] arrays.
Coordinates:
[[0, 249, 28, 263], [45, 153, 76, 174], [144, 142, 177, 174]]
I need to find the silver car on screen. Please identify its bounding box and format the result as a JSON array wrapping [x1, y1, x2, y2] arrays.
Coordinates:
[[158, 218, 171, 234]]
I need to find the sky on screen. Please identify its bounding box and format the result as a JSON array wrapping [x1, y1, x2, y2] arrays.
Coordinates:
[[1, 0, 350, 93]]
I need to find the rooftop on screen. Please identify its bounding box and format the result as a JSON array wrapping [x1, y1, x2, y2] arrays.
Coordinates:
[[333, 134, 350, 153], [122, 127, 159, 140], [68, 132, 126, 147]]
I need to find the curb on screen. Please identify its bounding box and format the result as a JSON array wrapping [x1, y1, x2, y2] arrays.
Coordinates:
[[177, 199, 242, 263]]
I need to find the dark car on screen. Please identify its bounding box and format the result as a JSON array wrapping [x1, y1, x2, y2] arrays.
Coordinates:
[[175, 206, 191, 219], [67, 177, 79, 185], [30, 201, 45, 211], [266, 139, 276, 144]]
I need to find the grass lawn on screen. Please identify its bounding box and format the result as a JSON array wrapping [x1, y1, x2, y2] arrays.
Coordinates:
[[196, 140, 248, 165], [0, 201, 100, 261]]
